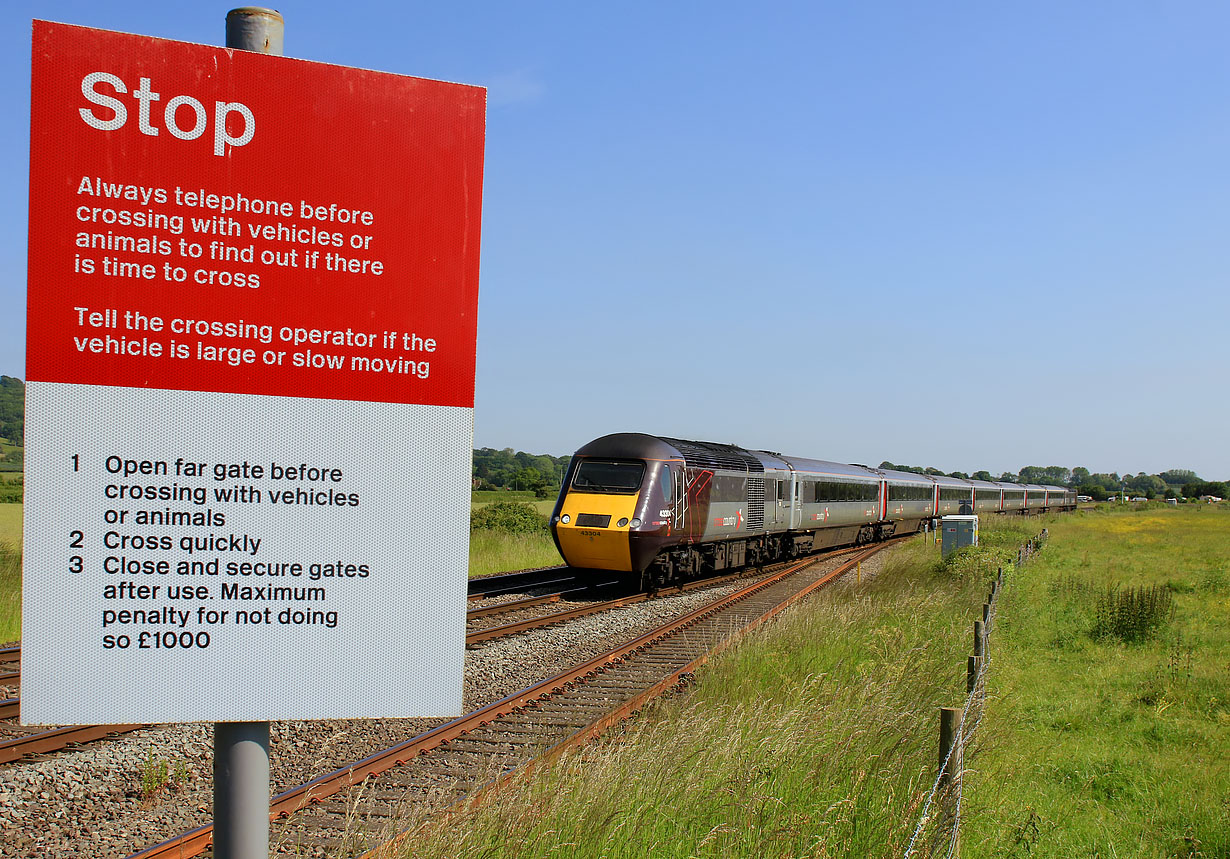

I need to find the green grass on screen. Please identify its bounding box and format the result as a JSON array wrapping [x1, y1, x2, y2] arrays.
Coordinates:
[[0, 542, 18, 644], [387, 508, 1229, 858], [962, 505, 1230, 858], [468, 529, 561, 577], [392, 523, 1019, 858], [0, 504, 20, 545], [0, 505, 22, 642]]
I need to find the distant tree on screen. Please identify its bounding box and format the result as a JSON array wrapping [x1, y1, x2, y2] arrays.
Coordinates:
[[1183, 481, 1228, 499], [948, 471, 969, 480], [1019, 465, 1072, 486], [1087, 473, 1120, 492], [1070, 466, 1091, 488], [925, 467, 944, 476], [998, 472, 1018, 483], [1159, 469, 1199, 486], [472, 447, 568, 491], [1017, 466, 1043, 484], [881, 461, 926, 474], [1079, 484, 1108, 501], [971, 470, 993, 481], [1125, 474, 1166, 497]]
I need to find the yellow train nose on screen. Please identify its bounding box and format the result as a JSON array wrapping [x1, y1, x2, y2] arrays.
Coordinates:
[[553, 493, 638, 572]]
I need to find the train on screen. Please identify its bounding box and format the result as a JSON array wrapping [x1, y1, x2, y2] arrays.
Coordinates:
[[549, 433, 1075, 587]]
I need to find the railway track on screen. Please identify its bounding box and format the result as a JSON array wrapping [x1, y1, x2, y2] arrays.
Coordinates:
[[466, 566, 582, 600], [126, 541, 894, 858]]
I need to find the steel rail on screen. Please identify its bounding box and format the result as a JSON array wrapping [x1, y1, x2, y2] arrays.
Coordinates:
[[128, 543, 896, 859], [0, 724, 146, 765], [466, 591, 565, 619], [467, 566, 577, 600]]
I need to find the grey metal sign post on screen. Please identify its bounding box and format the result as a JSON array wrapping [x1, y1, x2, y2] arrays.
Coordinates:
[[213, 15, 284, 857]]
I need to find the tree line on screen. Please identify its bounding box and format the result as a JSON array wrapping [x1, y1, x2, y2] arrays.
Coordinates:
[[0, 376, 23, 470], [472, 447, 570, 497], [879, 461, 1224, 501]]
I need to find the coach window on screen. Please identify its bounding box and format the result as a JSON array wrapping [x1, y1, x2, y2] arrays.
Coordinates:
[[660, 465, 672, 501]]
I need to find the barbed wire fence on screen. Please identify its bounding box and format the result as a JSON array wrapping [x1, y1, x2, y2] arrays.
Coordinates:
[[902, 528, 1049, 859]]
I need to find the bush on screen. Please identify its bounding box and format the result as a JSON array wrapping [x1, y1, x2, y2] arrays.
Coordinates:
[[470, 501, 548, 534]]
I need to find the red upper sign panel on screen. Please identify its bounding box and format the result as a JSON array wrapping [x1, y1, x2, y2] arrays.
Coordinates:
[[28, 21, 485, 407]]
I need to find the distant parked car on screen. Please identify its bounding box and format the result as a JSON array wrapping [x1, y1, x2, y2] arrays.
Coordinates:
[[1077, 495, 1092, 503], [1130, 496, 1148, 502]]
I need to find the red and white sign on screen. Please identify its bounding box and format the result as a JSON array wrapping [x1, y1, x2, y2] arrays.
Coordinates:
[[23, 21, 485, 724]]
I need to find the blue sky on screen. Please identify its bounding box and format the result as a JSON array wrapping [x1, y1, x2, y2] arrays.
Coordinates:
[[5, 2, 1228, 478]]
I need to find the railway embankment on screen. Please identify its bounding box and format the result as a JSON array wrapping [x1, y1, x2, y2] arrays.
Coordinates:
[[394, 506, 1228, 859]]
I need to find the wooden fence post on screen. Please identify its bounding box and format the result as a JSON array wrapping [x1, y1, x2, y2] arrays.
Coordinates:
[[967, 655, 982, 693], [939, 707, 963, 789]]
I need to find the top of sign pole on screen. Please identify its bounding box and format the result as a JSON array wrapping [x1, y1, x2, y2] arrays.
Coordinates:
[[226, 7, 285, 55], [28, 20, 485, 408]]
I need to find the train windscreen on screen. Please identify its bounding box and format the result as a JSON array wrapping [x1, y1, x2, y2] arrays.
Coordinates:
[[572, 460, 645, 494]]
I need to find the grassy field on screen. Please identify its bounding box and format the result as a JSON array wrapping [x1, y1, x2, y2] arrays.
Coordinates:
[[387, 506, 1227, 858], [962, 504, 1229, 857]]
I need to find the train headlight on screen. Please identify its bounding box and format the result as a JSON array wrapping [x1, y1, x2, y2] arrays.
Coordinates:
[[617, 518, 629, 528], [560, 514, 570, 524], [629, 518, 641, 528]]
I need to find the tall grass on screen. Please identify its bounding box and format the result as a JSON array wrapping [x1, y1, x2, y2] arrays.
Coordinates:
[[393, 532, 1001, 858], [468, 529, 561, 578], [0, 503, 19, 643], [0, 540, 18, 643]]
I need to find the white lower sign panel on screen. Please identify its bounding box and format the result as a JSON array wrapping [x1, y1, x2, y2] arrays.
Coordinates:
[[22, 383, 469, 724]]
